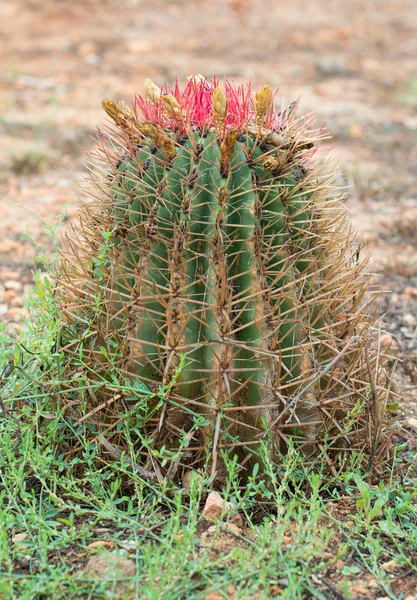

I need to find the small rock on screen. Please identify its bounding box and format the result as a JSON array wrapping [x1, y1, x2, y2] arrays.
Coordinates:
[[407, 418, 417, 429], [118, 540, 138, 551], [86, 53, 100, 65], [12, 532, 29, 551], [7, 307, 29, 321], [11, 297, 23, 307], [126, 40, 152, 55], [57, 178, 71, 188], [404, 286, 417, 299], [351, 586, 371, 596], [316, 57, 350, 76], [202, 492, 243, 527], [379, 332, 399, 352], [4, 290, 16, 302], [202, 492, 224, 520], [0, 270, 19, 281], [87, 540, 115, 549], [0, 304, 8, 316], [367, 577, 380, 588], [204, 593, 225, 600], [350, 123, 364, 139], [77, 41, 97, 56], [0, 240, 20, 254], [4, 280, 22, 291], [12, 532, 28, 545], [79, 552, 135, 595], [381, 560, 400, 571], [403, 313, 417, 328], [225, 523, 242, 535], [204, 586, 237, 600]]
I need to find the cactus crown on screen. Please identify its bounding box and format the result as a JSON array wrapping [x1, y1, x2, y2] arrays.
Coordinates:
[[56, 76, 391, 484]]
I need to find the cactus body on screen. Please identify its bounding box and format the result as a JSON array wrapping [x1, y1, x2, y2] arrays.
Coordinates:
[[56, 78, 391, 481]]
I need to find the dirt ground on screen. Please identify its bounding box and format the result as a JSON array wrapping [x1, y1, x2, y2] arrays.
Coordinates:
[[0, 0, 417, 593]]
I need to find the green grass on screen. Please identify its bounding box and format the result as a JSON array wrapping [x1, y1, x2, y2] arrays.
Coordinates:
[[0, 275, 416, 599]]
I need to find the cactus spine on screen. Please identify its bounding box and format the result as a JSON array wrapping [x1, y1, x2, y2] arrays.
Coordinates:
[[56, 77, 390, 482]]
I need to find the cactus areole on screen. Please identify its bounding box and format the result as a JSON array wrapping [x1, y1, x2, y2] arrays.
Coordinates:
[[57, 76, 391, 483]]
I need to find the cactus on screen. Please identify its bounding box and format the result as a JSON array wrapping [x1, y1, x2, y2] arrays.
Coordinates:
[[56, 76, 391, 482]]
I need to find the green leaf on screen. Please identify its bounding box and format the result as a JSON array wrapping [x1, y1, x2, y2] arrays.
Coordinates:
[[132, 379, 154, 396], [341, 565, 361, 576], [44, 509, 60, 518]]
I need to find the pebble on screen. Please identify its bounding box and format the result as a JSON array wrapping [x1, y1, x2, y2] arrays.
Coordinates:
[[10, 297, 23, 307], [403, 313, 417, 328], [381, 559, 399, 571], [4, 290, 17, 302], [203, 593, 226, 600], [79, 553, 136, 596], [4, 280, 22, 291], [225, 523, 243, 535], [407, 418, 417, 429], [12, 532, 28, 544], [118, 540, 137, 551], [202, 492, 243, 528], [316, 57, 350, 76], [7, 307, 29, 321], [0, 270, 19, 280], [379, 332, 399, 351]]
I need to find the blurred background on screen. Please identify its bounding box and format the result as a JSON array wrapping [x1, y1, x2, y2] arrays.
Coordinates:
[[0, 0, 416, 385]]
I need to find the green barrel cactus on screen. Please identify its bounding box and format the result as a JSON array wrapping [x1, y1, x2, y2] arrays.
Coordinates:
[[56, 76, 391, 483]]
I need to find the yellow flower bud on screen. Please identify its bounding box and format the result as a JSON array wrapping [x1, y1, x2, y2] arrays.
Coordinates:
[[144, 79, 162, 104], [162, 93, 182, 120], [255, 84, 273, 125], [212, 86, 228, 131]]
